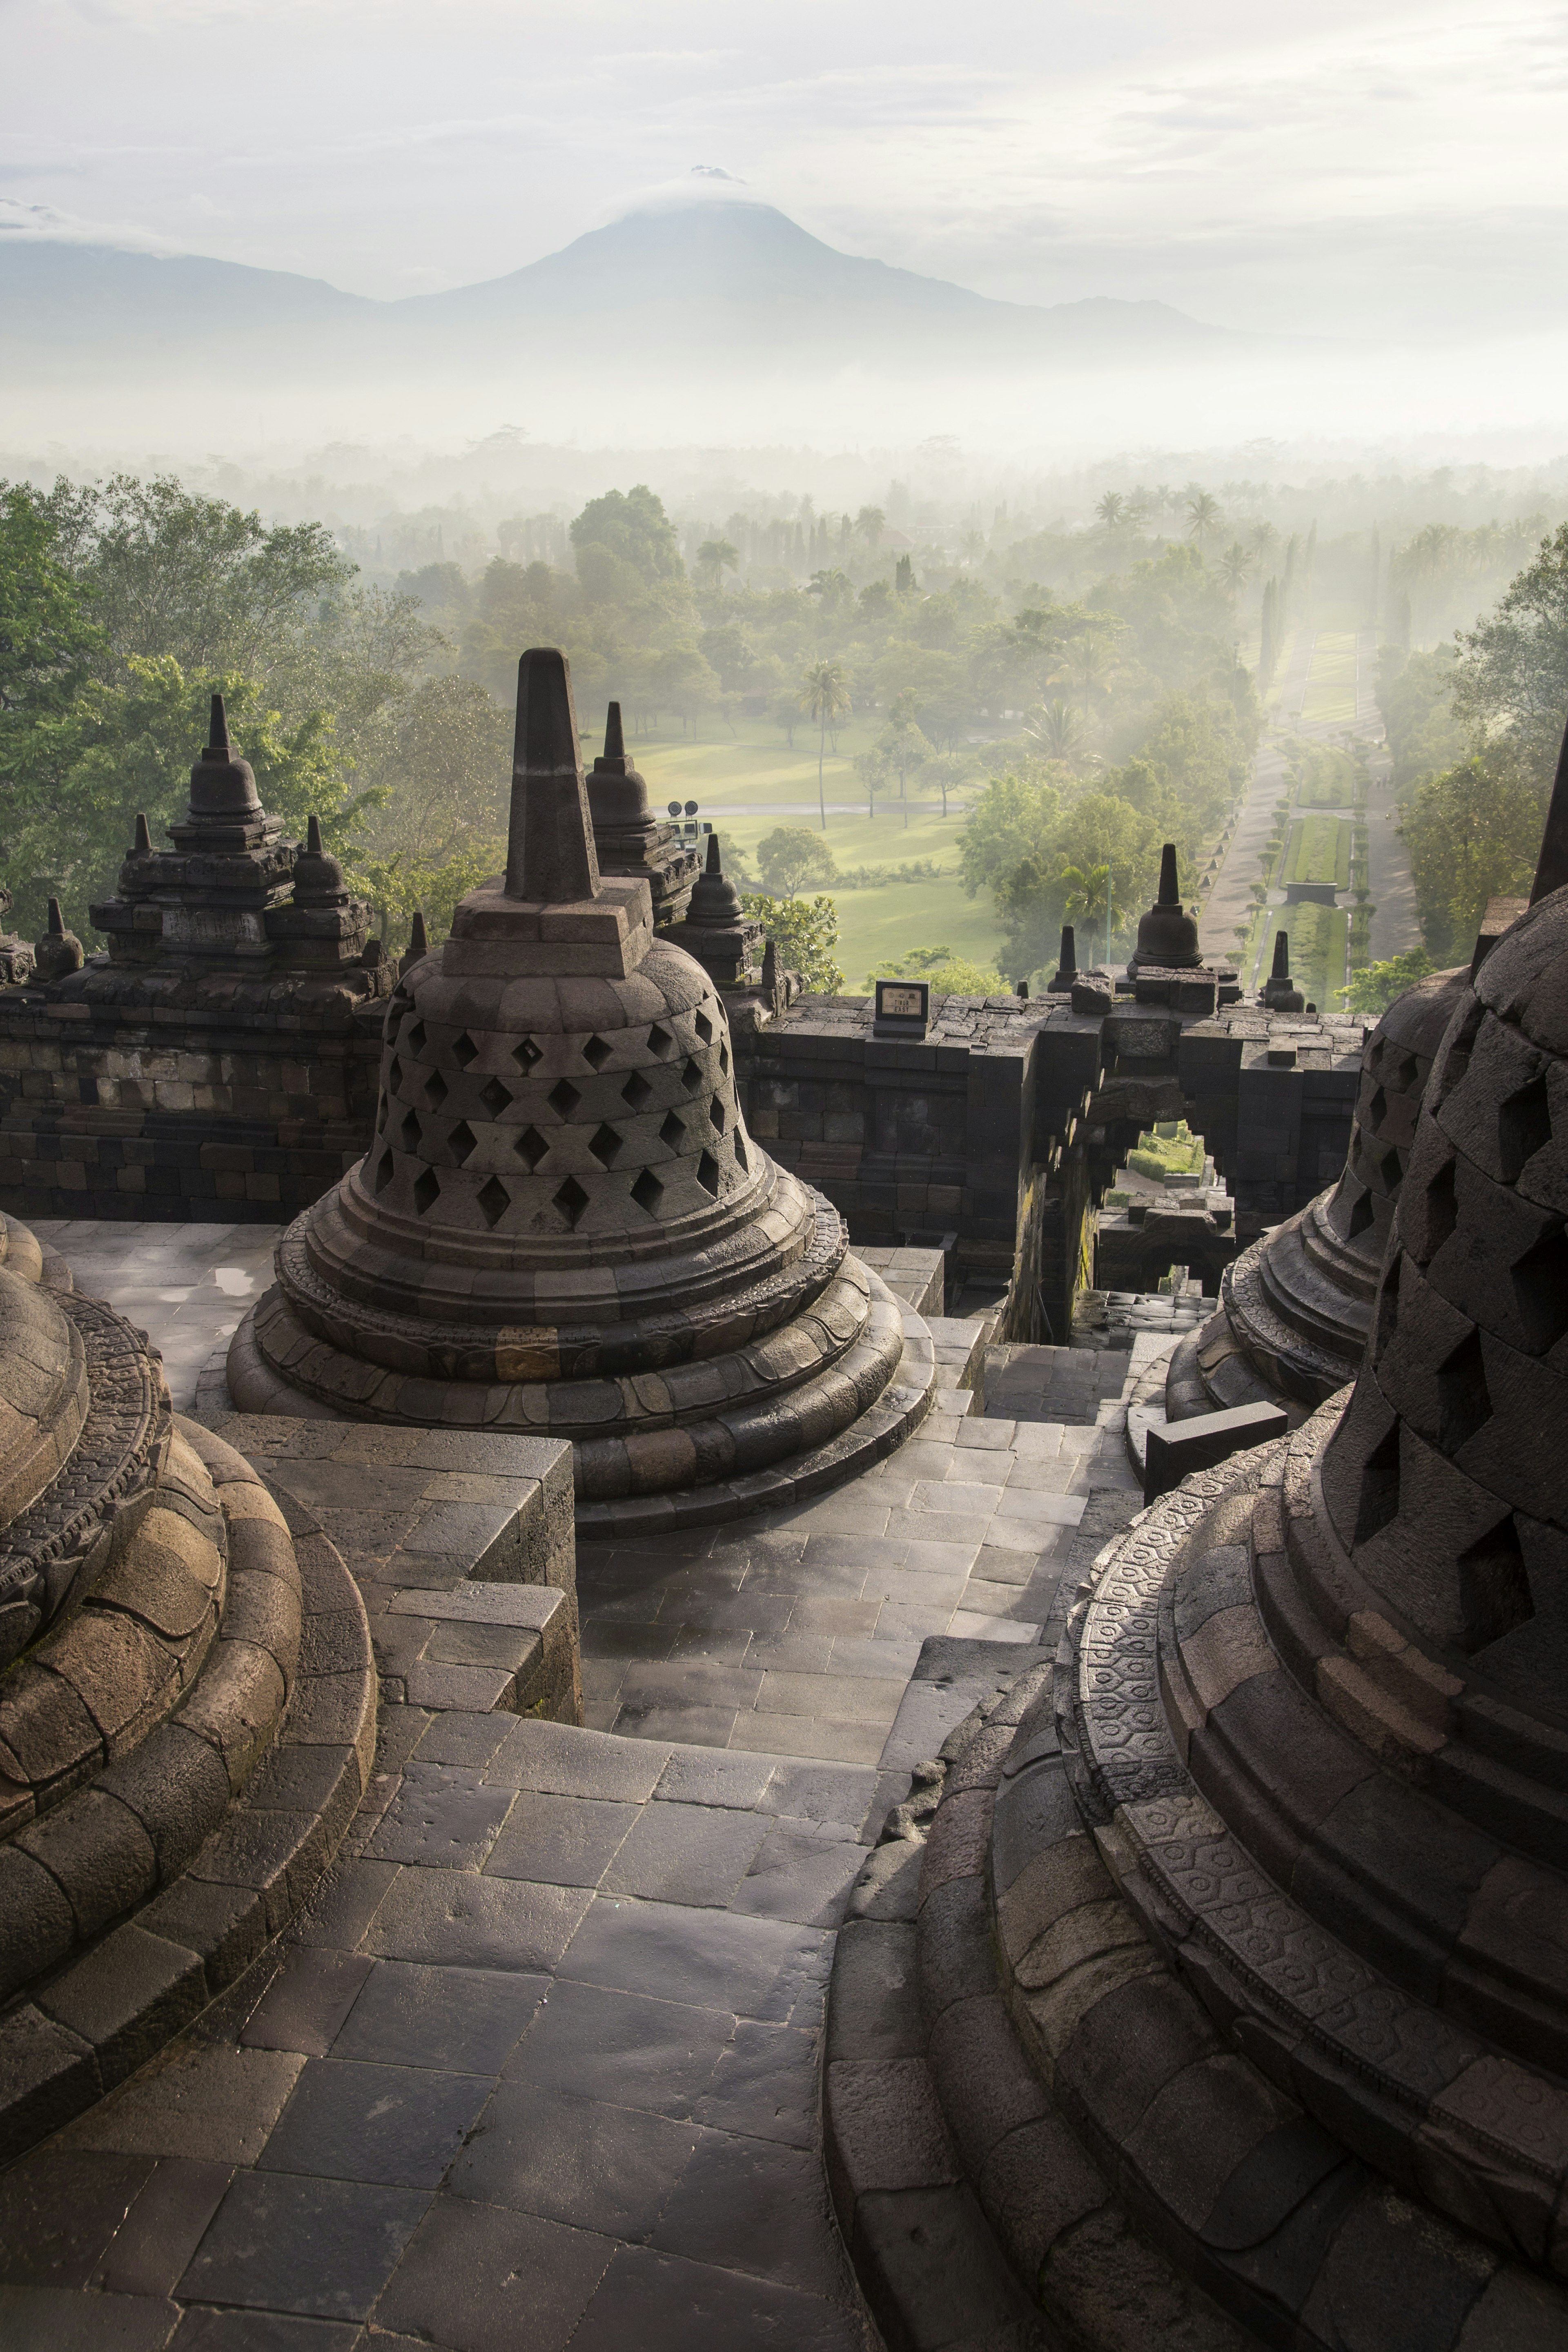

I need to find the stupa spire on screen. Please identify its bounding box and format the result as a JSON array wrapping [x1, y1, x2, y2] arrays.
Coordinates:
[[1157, 842, 1180, 905], [504, 648, 600, 904], [1271, 929, 1290, 979]]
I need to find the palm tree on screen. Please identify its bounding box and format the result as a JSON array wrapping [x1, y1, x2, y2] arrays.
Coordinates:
[[961, 529, 987, 567], [1217, 541, 1254, 594], [800, 660, 853, 831], [1094, 492, 1126, 531], [1027, 698, 1084, 763], [855, 506, 886, 547], [1057, 861, 1111, 960], [695, 537, 738, 590], [1249, 519, 1279, 560], [1185, 490, 1222, 543], [1066, 633, 1116, 722]]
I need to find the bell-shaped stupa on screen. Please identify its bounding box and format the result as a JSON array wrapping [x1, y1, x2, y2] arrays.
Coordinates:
[[1259, 926, 1304, 1011], [1168, 958, 1470, 1419], [668, 830, 765, 991], [1125, 841, 1203, 974], [586, 701, 699, 931], [940, 876, 1568, 2336], [227, 648, 933, 1532]]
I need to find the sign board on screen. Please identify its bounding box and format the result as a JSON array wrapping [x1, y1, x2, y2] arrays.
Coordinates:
[[873, 978, 930, 1036]]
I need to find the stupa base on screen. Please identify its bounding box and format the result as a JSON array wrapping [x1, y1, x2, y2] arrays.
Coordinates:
[[824, 1403, 1568, 2348], [220, 1274, 937, 1535]]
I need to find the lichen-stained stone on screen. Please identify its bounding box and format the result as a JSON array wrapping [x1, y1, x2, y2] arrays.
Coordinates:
[[0, 1206, 376, 2164], [229, 649, 934, 1531]]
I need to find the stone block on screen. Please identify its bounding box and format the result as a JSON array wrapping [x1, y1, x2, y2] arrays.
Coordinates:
[[1144, 1403, 1288, 1504], [0, 2003, 98, 2163], [826, 1920, 922, 2062], [37, 1924, 207, 2086]]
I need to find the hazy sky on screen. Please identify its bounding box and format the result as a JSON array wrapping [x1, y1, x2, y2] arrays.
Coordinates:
[[1, 0, 1560, 339]]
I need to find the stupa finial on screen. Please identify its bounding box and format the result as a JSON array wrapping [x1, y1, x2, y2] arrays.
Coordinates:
[[133, 813, 151, 853], [207, 693, 230, 756], [603, 701, 627, 765], [504, 648, 600, 905], [1272, 929, 1290, 979], [307, 814, 323, 855], [1158, 843, 1180, 906]]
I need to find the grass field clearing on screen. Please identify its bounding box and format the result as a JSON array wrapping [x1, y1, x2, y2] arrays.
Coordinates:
[[1299, 633, 1358, 726], [635, 719, 999, 987], [1284, 817, 1352, 889], [1275, 902, 1348, 1010]]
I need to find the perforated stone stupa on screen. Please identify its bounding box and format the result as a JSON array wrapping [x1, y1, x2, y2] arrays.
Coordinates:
[[897, 875, 1568, 2343], [227, 647, 934, 1532], [1168, 958, 1470, 1420]]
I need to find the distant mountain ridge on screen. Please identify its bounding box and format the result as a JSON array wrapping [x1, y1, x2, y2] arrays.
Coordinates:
[[0, 194, 1226, 383]]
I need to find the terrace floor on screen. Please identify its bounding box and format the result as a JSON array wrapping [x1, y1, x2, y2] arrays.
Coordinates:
[[2, 1222, 1144, 2349]]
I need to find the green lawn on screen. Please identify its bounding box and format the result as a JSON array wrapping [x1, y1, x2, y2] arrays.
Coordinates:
[[1294, 772, 1355, 808], [634, 717, 1000, 989], [1300, 633, 1358, 726], [1275, 903, 1348, 1010], [1284, 817, 1352, 889]]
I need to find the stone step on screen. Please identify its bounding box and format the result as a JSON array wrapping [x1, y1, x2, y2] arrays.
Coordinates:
[[981, 1342, 1132, 1427]]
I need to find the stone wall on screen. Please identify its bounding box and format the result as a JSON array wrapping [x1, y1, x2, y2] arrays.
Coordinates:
[[0, 990, 384, 1221], [0, 960, 1367, 1330], [739, 993, 1053, 1307]]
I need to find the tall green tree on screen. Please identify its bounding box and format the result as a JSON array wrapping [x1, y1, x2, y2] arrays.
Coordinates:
[[695, 537, 739, 591], [799, 659, 853, 832], [0, 484, 105, 783], [1402, 751, 1545, 961], [757, 825, 836, 898], [569, 485, 684, 582], [1452, 520, 1568, 777], [740, 891, 843, 991]]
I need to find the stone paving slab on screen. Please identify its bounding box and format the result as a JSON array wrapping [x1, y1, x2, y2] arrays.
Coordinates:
[[32, 1221, 280, 1411], [575, 1408, 1125, 1756], [0, 1220, 1143, 2347], [1, 1707, 893, 2348]]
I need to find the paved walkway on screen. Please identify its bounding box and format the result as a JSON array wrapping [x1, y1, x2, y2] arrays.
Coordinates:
[[0, 1224, 1140, 2348], [32, 1221, 278, 1409], [1200, 626, 1419, 985]]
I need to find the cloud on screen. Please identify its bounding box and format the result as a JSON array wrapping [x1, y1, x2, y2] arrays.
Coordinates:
[[0, 0, 1559, 341], [0, 194, 182, 251]]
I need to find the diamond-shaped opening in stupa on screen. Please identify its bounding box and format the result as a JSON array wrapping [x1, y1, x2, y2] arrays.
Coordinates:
[[553, 1175, 589, 1228]]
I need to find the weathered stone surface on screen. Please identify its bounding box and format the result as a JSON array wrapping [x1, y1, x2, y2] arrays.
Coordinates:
[[229, 645, 934, 1533]]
